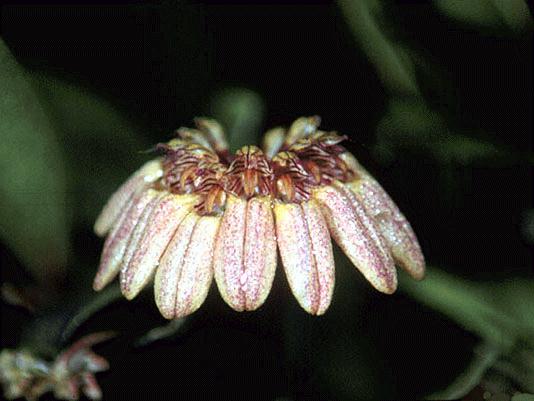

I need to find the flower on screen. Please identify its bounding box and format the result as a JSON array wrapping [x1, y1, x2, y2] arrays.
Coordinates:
[[93, 116, 425, 317], [0, 333, 112, 401]]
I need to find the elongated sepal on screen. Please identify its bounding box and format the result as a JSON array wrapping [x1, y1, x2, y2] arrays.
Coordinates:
[[313, 183, 397, 294], [155, 214, 220, 319], [346, 178, 425, 280], [274, 200, 335, 315], [120, 194, 197, 300], [94, 159, 163, 237], [93, 190, 159, 291], [213, 196, 277, 311]]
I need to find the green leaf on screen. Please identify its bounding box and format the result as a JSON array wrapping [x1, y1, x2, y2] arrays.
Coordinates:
[[375, 98, 522, 166], [208, 87, 265, 152], [337, 0, 419, 96], [512, 393, 534, 401], [399, 268, 519, 350], [32, 73, 150, 227], [0, 40, 69, 282], [434, 0, 533, 33]]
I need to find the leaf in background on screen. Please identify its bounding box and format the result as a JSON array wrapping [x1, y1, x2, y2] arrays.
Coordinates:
[[402, 268, 534, 397], [32, 73, 150, 228], [208, 87, 265, 152], [512, 394, 534, 401], [337, 0, 420, 96], [0, 40, 69, 283], [434, 0, 533, 34], [374, 98, 521, 166], [399, 268, 519, 350]]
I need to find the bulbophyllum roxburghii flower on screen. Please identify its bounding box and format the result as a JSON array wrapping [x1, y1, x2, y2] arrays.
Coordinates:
[[0, 333, 111, 401], [93, 116, 425, 317]]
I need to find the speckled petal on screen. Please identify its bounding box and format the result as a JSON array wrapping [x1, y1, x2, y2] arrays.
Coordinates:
[[346, 178, 425, 280], [213, 195, 277, 311], [120, 193, 197, 300], [242, 197, 277, 310], [274, 200, 335, 315], [93, 189, 159, 291], [94, 159, 163, 237], [313, 183, 397, 294], [155, 213, 220, 319], [118, 189, 165, 283]]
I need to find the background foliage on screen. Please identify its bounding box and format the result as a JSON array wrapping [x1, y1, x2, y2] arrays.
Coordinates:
[[0, 1, 532, 400]]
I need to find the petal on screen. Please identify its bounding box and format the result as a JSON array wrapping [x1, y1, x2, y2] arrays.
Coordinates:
[[120, 193, 197, 300], [274, 200, 335, 315], [262, 127, 286, 159], [213, 195, 277, 311], [346, 178, 425, 280], [94, 159, 163, 237], [155, 213, 220, 319], [313, 183, 397, 294], [119, 191, 164, 281], [93, 189, 159, 291], [284, 116, 321, 148]]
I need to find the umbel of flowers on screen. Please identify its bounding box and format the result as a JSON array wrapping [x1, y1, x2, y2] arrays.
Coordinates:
[[93, 116, 425, 317]]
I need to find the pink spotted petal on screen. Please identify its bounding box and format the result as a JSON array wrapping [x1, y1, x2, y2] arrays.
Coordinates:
[[313, 183, 397, 294], [93, 159, 162, 237], [346, 178, 425, 280], [118, 191, 164, 283], [274, 200, 335, 315], [213, 195, 277, 311], [155, 213, 220, 319], [120, 194, 197, 300], [93, 190, 159, 291]]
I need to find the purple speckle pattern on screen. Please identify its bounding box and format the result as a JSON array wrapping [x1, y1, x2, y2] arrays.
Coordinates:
[[274, 200, 335, 315], [120, 193, 197, 299], [346, 178, 425, 280], [93, 189, 158, 291], [313, 184, 397, 294], [155, 213, 220, 319], [213, 195, 277, 311], [93, 159, 162, 237]]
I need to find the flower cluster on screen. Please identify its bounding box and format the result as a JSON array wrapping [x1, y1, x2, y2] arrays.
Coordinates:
[[0, 333, 111, 401], [93, 116, 425, 317]]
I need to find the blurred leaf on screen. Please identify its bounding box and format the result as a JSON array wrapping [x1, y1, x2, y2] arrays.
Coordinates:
[[32, 73, 150, 227], [512, 393, 534, 401], [429, 342, 501, 399], [401, 268, 534, 349], [209, 87, 265, 152], [402, 269, 534, 396], [0, 40, 69, 283], [374, 98, 523, 166], [434, 0, 533, 33], [338, 0, 420, 95]]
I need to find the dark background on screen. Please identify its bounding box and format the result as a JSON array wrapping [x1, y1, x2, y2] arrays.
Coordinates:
[[1, 2, 532, 400]]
